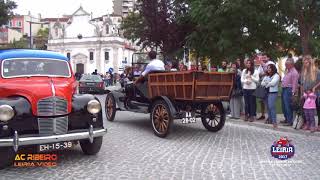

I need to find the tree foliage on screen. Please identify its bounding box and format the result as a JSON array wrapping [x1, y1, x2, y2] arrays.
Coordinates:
[[35, 28, 49, 49], [2, 38, 28, 49], [0, 0, 16, 26], [121, 0, 320, 63], [275, 0, 320, 55], [188, 0, 320, 58], [121, 0, 193, 57]]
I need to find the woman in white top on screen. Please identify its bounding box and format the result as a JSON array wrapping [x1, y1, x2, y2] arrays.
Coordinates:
[[241, 59, 260, 122], [261, 64, 280, 128]]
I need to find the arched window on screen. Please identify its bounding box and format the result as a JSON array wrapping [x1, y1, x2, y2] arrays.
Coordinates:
[[55, 27, 59, 37], [106, 25, 109, 34]]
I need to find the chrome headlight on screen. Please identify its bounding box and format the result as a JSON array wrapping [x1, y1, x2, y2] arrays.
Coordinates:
[[0, 105, 14, 122], [87, 100, 101, 114]]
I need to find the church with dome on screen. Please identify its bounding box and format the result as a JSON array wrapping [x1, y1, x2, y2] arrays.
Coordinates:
[[47, 6, 136, 75]]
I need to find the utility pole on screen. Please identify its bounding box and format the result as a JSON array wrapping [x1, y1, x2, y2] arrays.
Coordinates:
[[29, 21, 32, 48], [26, 20, 49, 49]]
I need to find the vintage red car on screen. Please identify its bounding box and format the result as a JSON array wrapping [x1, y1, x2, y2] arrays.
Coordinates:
[[0, 49, 107, 168]]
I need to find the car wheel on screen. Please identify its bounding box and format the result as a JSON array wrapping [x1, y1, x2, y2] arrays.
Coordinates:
[[80, 137, 103, 155], [151, 100, 173, 138], [0, 147, 15, 169], [105, 93, 116, 121], [201, 103, 225, 132]]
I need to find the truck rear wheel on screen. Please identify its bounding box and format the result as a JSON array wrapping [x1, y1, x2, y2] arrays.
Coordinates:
[[201, 103, 225, 132], [151, 100, 173, 138]]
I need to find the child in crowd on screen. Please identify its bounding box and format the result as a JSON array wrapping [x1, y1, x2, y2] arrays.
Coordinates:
[[302, 89, 317, 132]]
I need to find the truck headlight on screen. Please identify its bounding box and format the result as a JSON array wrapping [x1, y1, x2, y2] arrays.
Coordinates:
[[87, 100, 101, 114], [0, 105, 14, 122]]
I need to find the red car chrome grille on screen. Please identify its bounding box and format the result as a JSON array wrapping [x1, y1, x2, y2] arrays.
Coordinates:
[[38, 117, 68, 135], [37, 97, 68, 116]]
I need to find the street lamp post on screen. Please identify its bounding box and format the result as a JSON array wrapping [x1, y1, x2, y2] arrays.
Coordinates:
[[29, 22, 32, 48]]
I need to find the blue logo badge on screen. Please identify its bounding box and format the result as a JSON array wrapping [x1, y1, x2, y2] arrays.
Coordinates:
[[271, 137, 295, 160]]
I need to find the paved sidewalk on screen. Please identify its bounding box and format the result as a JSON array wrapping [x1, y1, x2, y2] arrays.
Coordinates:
[[227, 114, 320, 137]]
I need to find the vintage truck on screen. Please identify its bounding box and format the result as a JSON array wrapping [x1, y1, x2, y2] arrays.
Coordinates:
[[105, 53, 234, 137], [0, 49, 107, 168]]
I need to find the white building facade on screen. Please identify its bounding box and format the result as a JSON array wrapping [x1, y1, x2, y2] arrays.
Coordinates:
[[47, 7, 136, 75]]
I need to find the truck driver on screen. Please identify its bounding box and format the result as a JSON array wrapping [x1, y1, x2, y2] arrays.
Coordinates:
[[125, 51, 165, 108], [134, 51, 165, 84]]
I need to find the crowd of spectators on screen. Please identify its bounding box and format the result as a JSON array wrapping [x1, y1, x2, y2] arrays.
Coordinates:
[[223, 54, 320, 132]]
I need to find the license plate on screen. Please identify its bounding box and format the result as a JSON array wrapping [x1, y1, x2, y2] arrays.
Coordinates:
[[182, 112, 196, 124], [86, 83, 95, 86], [38, 141, 73, 152]]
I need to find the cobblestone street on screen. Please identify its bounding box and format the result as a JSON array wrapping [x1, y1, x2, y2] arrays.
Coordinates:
[[1, 95, 319, 180]]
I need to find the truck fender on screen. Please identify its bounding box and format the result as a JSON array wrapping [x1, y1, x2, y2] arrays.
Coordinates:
[[151, 96, 177, 118], [107, 91, 125, 110]]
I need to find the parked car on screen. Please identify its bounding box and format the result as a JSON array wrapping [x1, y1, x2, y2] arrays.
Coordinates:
[[79, 74, 105, 94], [0, 49, 107, 168]]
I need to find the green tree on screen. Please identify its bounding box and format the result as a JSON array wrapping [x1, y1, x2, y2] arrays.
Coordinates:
[[188, 0, 320, 59], [121, 0, 193, 58], [35, 28, 49, 49], [187, 0, 291, 62], [121, 12, 148, 47], [0, 0, 17, 26], [8, 38, 28, 48], [122, 0, 320, 62], [276, 0, 320, 55]]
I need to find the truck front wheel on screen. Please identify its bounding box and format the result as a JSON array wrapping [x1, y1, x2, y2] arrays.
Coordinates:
[[151, 100, 173, 138]]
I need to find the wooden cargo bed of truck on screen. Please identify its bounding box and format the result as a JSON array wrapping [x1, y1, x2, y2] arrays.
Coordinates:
[[148, 71, 234, 101]]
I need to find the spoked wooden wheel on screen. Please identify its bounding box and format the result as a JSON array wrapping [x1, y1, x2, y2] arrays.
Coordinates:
[[151, 100, 173, 138], [105, 93, 116, 121], [201, 103, 225, 132]]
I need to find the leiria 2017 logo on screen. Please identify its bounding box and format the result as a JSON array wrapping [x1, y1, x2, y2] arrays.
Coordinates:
[[270, 137, 295, 160]]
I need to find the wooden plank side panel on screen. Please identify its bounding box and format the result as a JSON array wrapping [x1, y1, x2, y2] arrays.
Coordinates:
[[148, 71, 234, 101], [148, 71, 194, 100], [195, 72, 234, 101]]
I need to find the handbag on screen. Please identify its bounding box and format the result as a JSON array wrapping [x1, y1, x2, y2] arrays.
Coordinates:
[[253, 86, 267, 99], [232, 74, 243, 97], [232, 89, 243, 97]]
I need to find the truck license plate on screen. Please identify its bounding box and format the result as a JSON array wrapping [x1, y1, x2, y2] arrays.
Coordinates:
[[182, 112, 196, 124], [38, 141, 73, 152]]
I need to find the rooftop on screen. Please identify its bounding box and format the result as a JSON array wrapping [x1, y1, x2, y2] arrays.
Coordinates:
[[41, 18, 70, 22], [0, 49, 69, 61]]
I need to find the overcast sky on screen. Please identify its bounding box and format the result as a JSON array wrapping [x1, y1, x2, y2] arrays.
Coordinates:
[[13, 0, 114, 18]]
